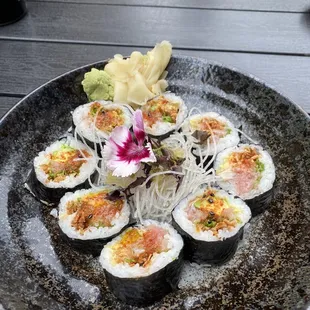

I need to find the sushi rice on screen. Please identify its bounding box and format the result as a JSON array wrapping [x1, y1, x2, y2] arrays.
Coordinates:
[[58, 186, 130, 240], [172, 187, 251, 242], [214, 144, 275, 200], [72, 101, 132, 143], [99, 220, 183, 278], [183, 112, 239, 156], [34, 136, 97, 189], [141, 93, 187, 137]]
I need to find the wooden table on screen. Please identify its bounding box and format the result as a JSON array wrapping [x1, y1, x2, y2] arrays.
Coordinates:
[[1, 0, 310, 118]]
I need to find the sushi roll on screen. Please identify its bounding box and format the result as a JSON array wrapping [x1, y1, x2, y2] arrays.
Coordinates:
[[182, 112, 239, 157], [72, 101, 132, 150], [141, 93, 187, 138], [58, 186, 130, 256], [99, 220, 184, 306], [172, 186, 251, 265], [25, 136, 98, 205], [214, 144, 276, 216]]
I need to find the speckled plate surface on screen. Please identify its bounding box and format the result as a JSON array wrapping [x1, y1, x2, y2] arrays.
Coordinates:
[[0, 55, 309, 310]]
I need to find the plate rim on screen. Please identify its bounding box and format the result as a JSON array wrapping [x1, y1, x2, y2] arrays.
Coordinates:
[[1, 53, 309, 309]]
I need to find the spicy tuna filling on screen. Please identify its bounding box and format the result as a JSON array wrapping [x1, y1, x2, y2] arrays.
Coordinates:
[[142, 96, 179, 128], [111, 225, 169, 267], [89, 102, 124, 132], [66, 190, 124, 232], [185, 189, 240, 236], [218, 146, 264, 196], [40, 144, 91, 182]]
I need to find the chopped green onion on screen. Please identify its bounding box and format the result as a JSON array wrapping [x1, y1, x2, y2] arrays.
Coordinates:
[[194, 200, 202, 209], [204, 220, 217, 228], [256, 160, 265, 173], [95, 222, 105, 228], [236, 218, 242, 224], [162, 115, 173, 123]]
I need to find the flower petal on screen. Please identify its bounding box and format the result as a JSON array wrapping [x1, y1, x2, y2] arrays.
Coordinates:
[[116, 142, 153, 164], [140, 142, 157, 163], [108, 159, 141, 177], [101, 126, 132, 160], [102, 110, 157, 178], [110, 126, 133, 147], [133, 110, 145, 145]]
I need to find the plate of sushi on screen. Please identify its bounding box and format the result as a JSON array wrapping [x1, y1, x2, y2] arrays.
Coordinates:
[[0, 41, 309, 309]]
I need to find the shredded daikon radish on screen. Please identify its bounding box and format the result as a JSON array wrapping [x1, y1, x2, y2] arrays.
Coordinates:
[[73, 123, 102, 188], [129, 131, 217, 222], [188, 107, 203, 117], [236, 128, 258, 144], [72, 110, 241, 223]]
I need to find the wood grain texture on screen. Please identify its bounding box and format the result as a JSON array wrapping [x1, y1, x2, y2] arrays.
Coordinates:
[[1, 2, 310, 55], [30, 0, 310, 13], [0, 97, 22, 119], [1, 41, 309, 113]]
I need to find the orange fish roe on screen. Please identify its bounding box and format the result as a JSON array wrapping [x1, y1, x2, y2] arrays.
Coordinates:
[[112, 225, 169, 267], [67, 190, 124, 232], [142, 96, 179, 127]]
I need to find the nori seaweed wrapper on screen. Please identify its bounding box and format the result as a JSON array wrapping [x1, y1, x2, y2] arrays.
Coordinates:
[[172, 216, 243, 265], [25, 167, 97, 206], [59, 221, 132, 256], [104, 249, 184, 306], [245, 187, 274, 216]]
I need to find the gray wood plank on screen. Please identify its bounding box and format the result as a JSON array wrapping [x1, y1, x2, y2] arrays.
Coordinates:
[[0, 2, 310, 55], [0, 97, 22, 119], [29, 0, 310, 13], [1, 41, 309, 113]]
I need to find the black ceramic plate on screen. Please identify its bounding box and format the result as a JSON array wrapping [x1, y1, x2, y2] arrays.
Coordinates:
[[0, 55, 309, 310]]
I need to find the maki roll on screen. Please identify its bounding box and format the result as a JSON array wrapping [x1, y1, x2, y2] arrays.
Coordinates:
[[182, 112, 239, 157], [99, 220, 184, 306], [214, 144, 276, 216], [72, 101, 132, 150], [58, 186, 130, 256], [141, 93, 187, 138], [25, 136, 98, 205], [172, 186, 251, 265]]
